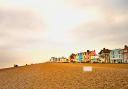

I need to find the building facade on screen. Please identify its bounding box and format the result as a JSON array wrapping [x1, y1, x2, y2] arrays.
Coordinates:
[[78, 53, 84, 62], [86, 50, 90, 62], [123, 45, 128, 63], [110, 49, 123, 63], [69, 50, 97, 63], [50, 57, 68, 63], [99, 48, 111, 63], [69, 53, 76, 62]]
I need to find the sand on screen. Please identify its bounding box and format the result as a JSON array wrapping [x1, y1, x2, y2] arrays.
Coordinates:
[[0, 63, 128, 89]]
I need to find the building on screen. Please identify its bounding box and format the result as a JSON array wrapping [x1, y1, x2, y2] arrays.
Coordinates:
[[123, 45, 128, 63], [91, 55, 99, 63], [50, 57, 68, 63], [70, 52, 86, 63], [50, 57, 58, 62], [69, 53, 76, 62], [83, 52, 86, 62], [90, 50, 97, 63], [90, 50, 96, 60], [99, 48, 111, 63], [110, 49, 123, 63], [60, 57, 69, 63], [86, 50, 91, 62], [78, 52, 84, 62]]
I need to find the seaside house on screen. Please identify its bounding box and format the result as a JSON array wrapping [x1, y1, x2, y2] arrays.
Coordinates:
[[69, 51, 87, 63], [98, 48, 111, 63], [83, 52, 86, 62], [86, 50, 91, 62], [123, 45, 128, 63], [59, 57, 69, 63], [69, 50, 97, 63], [90, 50, 96, 60], [90, 50, 97, 63], [50, 57, 68, 63], [75, 54, 79, 62], [50, 57, 58, 62], [78, 52, 84, 62], [110, 49, 123, 63], [84, 50, 97, 63], [91, 55, 99, 63], [69, 53, 76, 62]]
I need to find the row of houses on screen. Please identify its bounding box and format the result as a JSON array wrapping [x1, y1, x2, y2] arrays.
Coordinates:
[[99, 45, 128, 63], [69, 50, 99, 63], [50, 57, 69, 63], [50, 45, 128, 63]]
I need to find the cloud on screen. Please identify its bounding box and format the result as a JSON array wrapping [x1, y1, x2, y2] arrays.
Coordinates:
[[0, 8, 46, 67], [0, 0, 128, 68], [0, 8, 45, 49], [68, 0, 128, 49]]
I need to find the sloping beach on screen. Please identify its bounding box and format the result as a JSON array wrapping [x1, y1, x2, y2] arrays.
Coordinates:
[[0, 63, 128, 89]]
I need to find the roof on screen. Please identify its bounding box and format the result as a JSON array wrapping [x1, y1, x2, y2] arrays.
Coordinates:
[[99, 48, 111, 54]]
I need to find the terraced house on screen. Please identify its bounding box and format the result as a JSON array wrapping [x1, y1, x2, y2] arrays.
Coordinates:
[[99, 48, 111, 63], [69, 52, 85, 63], [90, 50, 97, 63], [77, 52, 84, 62], [50, 57, 68, 63], [123, 45, 128, 63], [110, 49, 123, 63], [69, 50, 97, 63], [69, 53, 76, 62]]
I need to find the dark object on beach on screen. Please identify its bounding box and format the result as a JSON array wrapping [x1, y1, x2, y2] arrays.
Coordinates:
[[14, 64, 18, 67]]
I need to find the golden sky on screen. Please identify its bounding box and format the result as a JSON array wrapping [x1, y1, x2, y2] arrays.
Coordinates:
[[0, 0, 128, 68]]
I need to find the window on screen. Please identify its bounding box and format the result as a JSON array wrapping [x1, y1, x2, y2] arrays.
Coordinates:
[[113, 56, 115, 58], [124, 50, 127, 52], [124, 54, 127, 59], [112, 51, 114, 55], [118, 51, 121, 54]]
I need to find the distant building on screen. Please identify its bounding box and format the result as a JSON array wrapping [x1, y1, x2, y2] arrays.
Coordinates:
[[91, 55, 99, 63], [82, 52, 86, 62], [85, 50, 97, 63], [123, 45, 128, 63], [69, 53, 76, 62], [90, 50, 97, 60], [110, 49, 123, 63], [50, 57, 68, 63], [69, 50, 97, 63], [60, 57, 69, 63], [99, 48, 111, 63], [50, 57, 57, 62], [50, 45, 128, 64], [86, 50, 91, 62], [78, 53, 84, 62]]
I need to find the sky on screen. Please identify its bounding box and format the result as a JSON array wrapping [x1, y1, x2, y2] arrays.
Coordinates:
[[0, 0, 128, 68]]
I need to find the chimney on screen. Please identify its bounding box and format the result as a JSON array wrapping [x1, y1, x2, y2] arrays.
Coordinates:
[[124, 45, 128, 49], [87, 50, 90, 52]]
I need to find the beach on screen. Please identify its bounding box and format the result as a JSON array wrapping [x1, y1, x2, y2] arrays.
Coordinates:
[[0, 63, 128, 89]]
